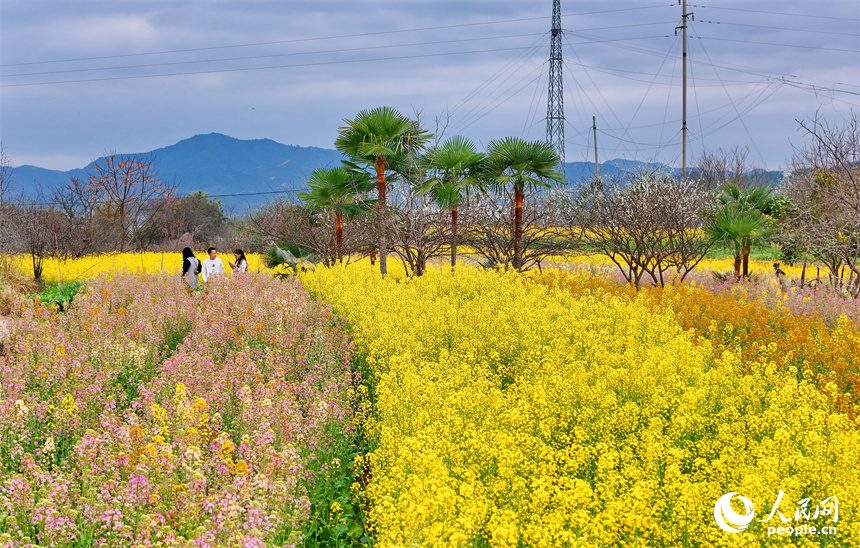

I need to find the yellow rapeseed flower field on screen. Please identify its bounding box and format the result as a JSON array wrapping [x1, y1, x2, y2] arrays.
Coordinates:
[[543, 254, 810, 278], [8, 252, 264, 284], [301, 264, 859, 548]]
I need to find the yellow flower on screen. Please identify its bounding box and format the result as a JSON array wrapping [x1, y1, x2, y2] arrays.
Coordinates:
[[231, 460, 248, 475], [60, 393, 78, 415], [299, 264, 860, 547]]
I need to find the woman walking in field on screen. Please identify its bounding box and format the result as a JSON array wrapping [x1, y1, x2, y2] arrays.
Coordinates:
[[181, 247, 201, 289]]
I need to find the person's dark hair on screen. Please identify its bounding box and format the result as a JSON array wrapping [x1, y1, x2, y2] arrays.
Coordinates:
[[233, 249, 247, 264], [207, 247, 216, 254], [182, 247, 195, 259]]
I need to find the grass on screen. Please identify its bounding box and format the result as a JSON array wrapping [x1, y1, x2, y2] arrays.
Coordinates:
[[704, 241, 785, 261]]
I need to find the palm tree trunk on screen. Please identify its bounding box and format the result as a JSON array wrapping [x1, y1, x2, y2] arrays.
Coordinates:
[[733, 252, 742, 280], [450, 208, 457, 269], [742, 242, 751, 278], [513, 187, 524, 271], [375, 157, 387, 277], [335, 211, 344, 263]]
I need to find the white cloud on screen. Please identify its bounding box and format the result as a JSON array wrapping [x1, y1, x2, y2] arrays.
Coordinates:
[[1, 1, 857, 171]]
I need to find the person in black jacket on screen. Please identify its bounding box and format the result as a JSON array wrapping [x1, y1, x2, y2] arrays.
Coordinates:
[[181, 247, 201, 289]]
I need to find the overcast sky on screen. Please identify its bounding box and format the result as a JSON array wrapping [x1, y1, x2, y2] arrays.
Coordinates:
[[2, 0, 858, 173]]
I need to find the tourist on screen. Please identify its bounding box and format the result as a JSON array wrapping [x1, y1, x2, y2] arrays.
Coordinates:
[[180, 247, 201, 289], [229, 249, 248, 274], [201, 247, 225, 282]]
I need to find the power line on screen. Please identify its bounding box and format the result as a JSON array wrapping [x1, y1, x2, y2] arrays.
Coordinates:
[[690, 4, 860, 22], [447, 34, 547, 119], [453, 65, 547, 135], [3, 32, 545, 79], [562, 27, 859, 96], [687, 24, 766, 165], [1, 45, 548, 88], [596, 129, 681, 150], [696, 19, 859, 37], [693, 35, 858, 54], [0, 17, 549, 69], [2, 5, 673, 69], [2, 29, 676, 82]]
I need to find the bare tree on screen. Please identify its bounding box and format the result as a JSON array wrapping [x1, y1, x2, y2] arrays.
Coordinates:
[[387, 183, 448, 277], [461, 190, 567, 272], [52, 177, 114, 256], [9, 189, 68, 283], [693, 145, 771, 191], [247, 198, 373, 266], [783, 111, 860, 294], [569, 172, 715, 289], [137, 191, 227, 249], [0, 144, 12, 255], [87, 154, 177, 251]]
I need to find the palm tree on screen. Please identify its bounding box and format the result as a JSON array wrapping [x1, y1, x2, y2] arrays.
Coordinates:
[[484, 137, 565, 271], [335, 107, 432, 277], [298, 165, 375, 263], [706, 205, 770, 280], [420, 136, 485, 269], [706, 182, 778, 279]]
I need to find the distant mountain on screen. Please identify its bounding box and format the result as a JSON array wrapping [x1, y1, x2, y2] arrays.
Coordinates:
[[564, 158, 680, 182], [10, 133, 344, 210], [9, 133, 783, 209], [562, 159, 784, 187]]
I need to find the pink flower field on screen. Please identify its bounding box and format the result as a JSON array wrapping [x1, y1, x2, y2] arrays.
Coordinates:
[[0, 273, 361, 547]]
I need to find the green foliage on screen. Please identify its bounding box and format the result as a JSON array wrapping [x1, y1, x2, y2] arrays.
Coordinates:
[[299, 165, 376, 215], [28, 281, 84, 311], [707, 241, 783, 261], [777, 239, 804, 266], [162, 318, 193, 358], [297, 357, 376, 548], [335, 106, 432, 167], [484, 136, 566, 192], [297, 420, 370, 548], [704, 182, 781, 278], [110, 352, 158, 413], [420, 136, 486, 208]]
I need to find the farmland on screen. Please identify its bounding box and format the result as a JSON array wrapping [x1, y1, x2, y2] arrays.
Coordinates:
[[0, 254, 858, 547]]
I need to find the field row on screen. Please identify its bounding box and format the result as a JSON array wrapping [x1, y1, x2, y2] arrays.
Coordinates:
[[1, 273, 358, 547], [300, 264, 859, 547]]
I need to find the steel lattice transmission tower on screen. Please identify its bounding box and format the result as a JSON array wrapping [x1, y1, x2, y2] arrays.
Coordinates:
[[546, 0, 565, 174]]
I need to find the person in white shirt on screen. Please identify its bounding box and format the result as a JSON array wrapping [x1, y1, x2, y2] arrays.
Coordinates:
[[229, 249, 248, 274], [201, 247, 225, 282]]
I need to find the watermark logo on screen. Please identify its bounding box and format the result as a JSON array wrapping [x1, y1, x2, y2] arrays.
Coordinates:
[[713, 490, 838, 537], [713, 492, 755, 533]]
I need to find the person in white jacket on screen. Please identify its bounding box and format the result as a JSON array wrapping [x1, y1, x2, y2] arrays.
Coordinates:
[[201, 247, 225, 282], [229, 249, 248, 274]]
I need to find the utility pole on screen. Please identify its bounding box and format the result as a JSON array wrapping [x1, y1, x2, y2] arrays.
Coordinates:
[[678, 0, 692, 179], [593, 116, 599, 181], [546, 0, 565, 175]]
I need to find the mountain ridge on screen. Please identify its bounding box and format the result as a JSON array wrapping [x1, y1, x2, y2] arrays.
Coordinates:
[[9, 133, 783, 209]]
